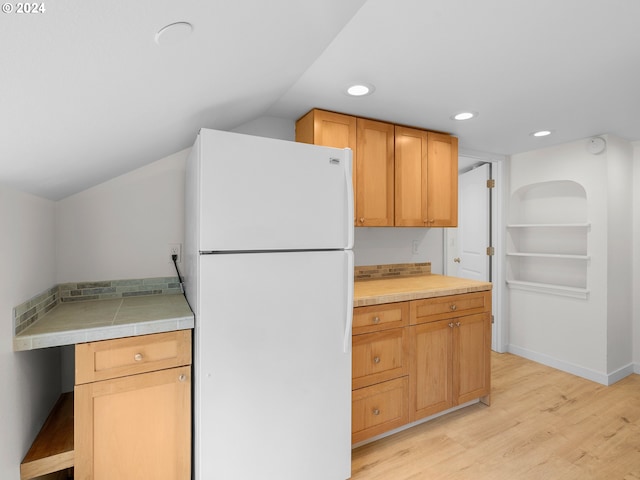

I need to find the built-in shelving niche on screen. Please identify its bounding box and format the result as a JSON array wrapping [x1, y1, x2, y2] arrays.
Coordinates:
[[506, 180, 590, 299]]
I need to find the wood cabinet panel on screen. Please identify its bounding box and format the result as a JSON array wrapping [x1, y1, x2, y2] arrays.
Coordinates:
[[75, 330, 191, 384], [356, 118, 394, 226], [427, 133, 458, 227], [353, 302, 409, 335], [410, 291, 490, 324], [75, 366, 191, 480], [352, 377, 409, 444], [410, 320, 453, 420], [395, 126, 428, 226], [353, 328, 409, 390], [454, 312, 491, 404]]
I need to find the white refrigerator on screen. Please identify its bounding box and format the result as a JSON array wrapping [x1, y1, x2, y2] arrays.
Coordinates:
[[184, 128, 354, 480]]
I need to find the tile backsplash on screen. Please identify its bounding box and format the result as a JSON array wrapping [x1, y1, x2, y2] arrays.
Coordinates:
[[354, 262, 431, 281], [13, 276, 181, 335]]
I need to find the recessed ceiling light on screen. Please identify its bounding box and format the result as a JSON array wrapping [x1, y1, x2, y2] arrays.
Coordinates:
[[451, 112, 478, 121], [531, 130, 553, 137], [346, 84, 375, 97], [155, 22, 193, 46]]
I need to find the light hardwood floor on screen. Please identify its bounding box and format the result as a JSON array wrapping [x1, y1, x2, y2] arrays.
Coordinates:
[[351, 352, 640, 480]]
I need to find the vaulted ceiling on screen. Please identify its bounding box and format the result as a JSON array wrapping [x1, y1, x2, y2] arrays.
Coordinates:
[[2, 0, 639, 200]]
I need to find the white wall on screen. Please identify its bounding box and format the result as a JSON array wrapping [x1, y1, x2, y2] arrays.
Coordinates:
[[507, 135, 634, 384], [55, 148, 189, 283], [0, 185, 60, 480]]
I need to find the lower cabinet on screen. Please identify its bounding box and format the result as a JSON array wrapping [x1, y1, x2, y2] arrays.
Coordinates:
[[74, 330, 192, 480], [352, 291, 491, 444]]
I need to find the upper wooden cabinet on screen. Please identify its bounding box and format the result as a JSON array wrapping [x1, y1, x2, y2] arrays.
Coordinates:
[[356, 118, 394, 226], [394, 126, 428, 226], [296, 109, 458, 228], [427, 132, 458, 227]]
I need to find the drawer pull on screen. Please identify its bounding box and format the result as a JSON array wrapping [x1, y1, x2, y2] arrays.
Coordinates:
[[373, 356, 381, 364], [373, 316, 380, 324], [450, 304, 457, 311], [372, 408, 380, 416], [134, 353, 143, 362]]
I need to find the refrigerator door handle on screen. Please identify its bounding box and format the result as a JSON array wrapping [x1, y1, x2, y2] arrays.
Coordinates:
[[344, 148, 355, 249], [343, 250, 354, 353]]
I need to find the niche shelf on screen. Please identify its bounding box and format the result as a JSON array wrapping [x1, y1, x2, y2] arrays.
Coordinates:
[[506, 181, 589, 298]]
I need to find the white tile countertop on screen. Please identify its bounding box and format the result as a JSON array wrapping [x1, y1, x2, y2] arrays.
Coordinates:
[[14, 294, 194, 351]]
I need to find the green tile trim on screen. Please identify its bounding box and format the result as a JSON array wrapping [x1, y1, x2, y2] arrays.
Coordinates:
[[13, 277, 181, 335]]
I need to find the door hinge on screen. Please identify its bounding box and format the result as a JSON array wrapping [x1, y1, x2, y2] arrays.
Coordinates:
[[491, 315, 495, 324], [486, 246, 495, 256], [486, 179, 495, 188]]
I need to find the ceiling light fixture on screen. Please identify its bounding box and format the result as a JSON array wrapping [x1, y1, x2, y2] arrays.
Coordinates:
[[346, 84, 375, 97], [451, 112, 478, 121], [531, 130, 553, 137], [155, 22, 193, 46]]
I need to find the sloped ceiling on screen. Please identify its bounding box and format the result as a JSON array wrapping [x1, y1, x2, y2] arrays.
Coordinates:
[[2, 0, 640, 200]]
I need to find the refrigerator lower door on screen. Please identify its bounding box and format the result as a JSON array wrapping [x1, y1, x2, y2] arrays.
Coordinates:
[[195, 250, 353, 480]]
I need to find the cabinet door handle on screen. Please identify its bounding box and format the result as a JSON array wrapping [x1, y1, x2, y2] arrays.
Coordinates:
[[134, 353, 143, 362], [372, 408, 380, 416], [373, 356, 381, 364], [448, 322, 454, 328], [450, 304, 457, 311], [456, 322, 461, 327], [359, 217, 365, 223], [373, 316, 380, 324], [178, 374, 187, 382]]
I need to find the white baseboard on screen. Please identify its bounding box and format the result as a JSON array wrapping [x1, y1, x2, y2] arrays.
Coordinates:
[[507, 344, 635, 386]]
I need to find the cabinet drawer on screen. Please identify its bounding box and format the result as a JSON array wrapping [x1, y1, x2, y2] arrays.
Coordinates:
[[410, 291, 490, 324], [353, 302, 409, 334], [352, 377, 409, 444], [353, 327, 408, 390], [76, 330, 192, 384]]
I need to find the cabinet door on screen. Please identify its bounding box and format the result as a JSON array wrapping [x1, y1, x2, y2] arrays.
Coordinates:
[[356, 118, 394, 226], [395, 126, 428, 226], [410, 320, 453, 421], [426, 133, 458, 227], [75, 366, 191, 480], [453, 312, 491, 404], [295, 109, 357, 222]]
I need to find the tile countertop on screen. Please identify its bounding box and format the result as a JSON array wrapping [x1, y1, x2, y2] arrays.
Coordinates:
[[354, 274, 492, 307], [14, 294, 194, 351]]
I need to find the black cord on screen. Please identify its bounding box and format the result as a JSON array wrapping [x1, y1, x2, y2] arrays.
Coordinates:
[[172, 254, 185, 293]]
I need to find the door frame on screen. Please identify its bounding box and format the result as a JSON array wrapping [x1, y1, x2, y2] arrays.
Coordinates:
[[445, 149, 507, 353]]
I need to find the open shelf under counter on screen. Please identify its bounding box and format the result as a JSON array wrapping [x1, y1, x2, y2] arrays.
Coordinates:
[[506, 252, 591, 260]]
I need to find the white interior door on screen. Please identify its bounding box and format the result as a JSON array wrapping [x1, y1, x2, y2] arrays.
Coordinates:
[[446, 163, 491, 282], [458, 163, 491, 281]]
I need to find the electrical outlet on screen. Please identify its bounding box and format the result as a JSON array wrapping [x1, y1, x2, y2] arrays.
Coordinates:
[[169, 243, 182, 263], [412, 240, 419, 255]]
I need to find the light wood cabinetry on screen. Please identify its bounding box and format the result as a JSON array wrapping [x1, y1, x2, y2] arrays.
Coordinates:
[[356, 118, 395, 226], [351, 302, 409, 444], [296, 109, 458, 228], [409, 291, 491, 421], [426, 132, 458, 227], [352, 291, 491, 444], [74, 330, 192, 480]]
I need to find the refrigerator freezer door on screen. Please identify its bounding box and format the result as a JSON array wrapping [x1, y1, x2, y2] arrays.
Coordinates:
[[195, 250, 353, 480], [197, 129, 353, 252]]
